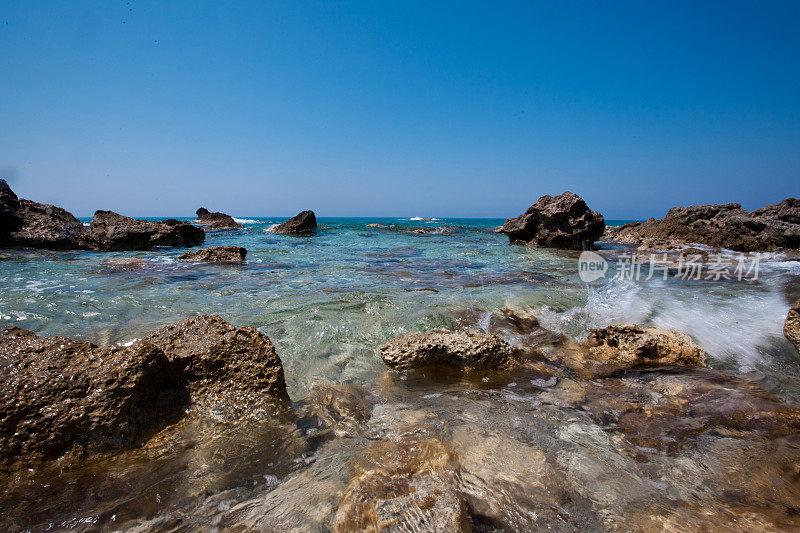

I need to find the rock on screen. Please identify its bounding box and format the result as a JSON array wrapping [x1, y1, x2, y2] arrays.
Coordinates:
[[179, 246, 247, 263], [0, 326, 187, 466], [610, 198, 800, 252], [499, 191, 605, 249], [303, 383, 375, 437], [785, 299, 800, 354], [142, 315, 290, 416], [89, 210, 205, 251], [273, 210, 317, 235], [332, 434, 468, 532], [379, 328, 520, 371], [195, 207, 243, 230], [0, 179, 22, 244], [584, 324, 707, 371]]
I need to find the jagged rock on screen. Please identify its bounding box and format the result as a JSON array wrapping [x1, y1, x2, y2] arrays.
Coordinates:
[[379, 328, 520, 371], [0, 326, 187, 466], [89, 210, 205, 251], [142, 315, 290, 416], [785, 299, 800, 354], [273, 210, 317, 235], [0, 179, 22, 244], [584, 324, 707, 371], [499, 191, 605, 250], [179, 246, 247, 263], [195, 207, 243, 230], [610, 198, 800, 251]]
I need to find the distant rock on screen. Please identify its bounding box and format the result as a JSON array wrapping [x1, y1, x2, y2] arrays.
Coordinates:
[[499, 191, 605, 250], [195, 207, 243, 230], [584, 324, 707, 371], [785, 299, 800, 355], [610, 198, 800, 252], [273, 210, 317, 235], [379, 328, 520, 371], [179, 245, 247, 263], [90, 210, 205, 251]]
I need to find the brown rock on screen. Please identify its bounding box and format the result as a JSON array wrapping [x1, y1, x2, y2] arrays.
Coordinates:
[[379, 328, 520, 371], [179, 246, 247, 263], [584, 324, 707, 371], [89, 210, 205, 251], [785, 299, 800, 354], [195, 207, 243, 230], [273, 210, 317, 235], [499, 191, 605, 250]]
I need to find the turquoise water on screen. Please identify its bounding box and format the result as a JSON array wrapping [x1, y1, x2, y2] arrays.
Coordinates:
[[0, 217, 797, 401]]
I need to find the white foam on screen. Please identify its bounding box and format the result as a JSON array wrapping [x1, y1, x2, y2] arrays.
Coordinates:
[[233, 218, 259, 224], [264, 224, 279, 233]]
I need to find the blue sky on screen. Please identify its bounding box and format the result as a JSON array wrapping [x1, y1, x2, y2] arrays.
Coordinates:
[[1, 1, 798, 219]]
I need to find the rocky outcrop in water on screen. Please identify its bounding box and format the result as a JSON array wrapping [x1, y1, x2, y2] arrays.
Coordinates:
[[610, 198, 800, 251], [273, 210, 317, 235], [0, 179, 22, 245], [584, 324, 707, 371], [499, 191, 605, 250], [196, 207, 243, 230], [179, 245, 247, 263], [0, 326, 187, 466], [379, 328, 520, 371], [786, 299, 800, 355], [89, 210, 205, 251], [0, 316, 289, 467]]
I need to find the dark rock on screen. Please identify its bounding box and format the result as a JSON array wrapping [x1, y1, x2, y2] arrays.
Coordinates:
[[89, 210, 205, 251], [179, 246, 247, 263], [142, 315, 290, 416], [195, 207, 243, 230], [584, 324, 707, 371], [785, 299, 800, 355], [499, 191, 605, 250], [0, 326, 187, 466], [273, 210, 317, 235], [0, 179, 22, 244], [610, 198, 800, 251], [379, 328, 521, 371]]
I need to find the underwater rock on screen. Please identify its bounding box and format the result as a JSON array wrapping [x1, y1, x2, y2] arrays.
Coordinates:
[[379, 328, 520, 371], [785, 299, 800, 354], [499, 191, 605, 250], [273, 210, 317, 235], [332, 434, 468, 532], [89, 210, 205, 251], [143, 315, 290, 416], [584, 324, 707, 371], [610, 198, 800, 251], [179, 245, 247, 263], [303, 382, 375, 437], [195, 207, 243, 230], [0, 326, 187, 467]]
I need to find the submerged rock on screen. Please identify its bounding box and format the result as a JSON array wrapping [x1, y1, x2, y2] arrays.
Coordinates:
[[143, 315, 290, 416], [273, 210, 317, 235], [89, 210, 205, 251], [584, 324, 707, 371], [195, 207, 243, 230], [785, 299, 800, 354], [179, 245, 247, 263], [379, 328, 520, 371], [0, 326, 187, 466], [303, 382, 375, 437], [610, 198, 800, 251], [499, 191, 605, 250]]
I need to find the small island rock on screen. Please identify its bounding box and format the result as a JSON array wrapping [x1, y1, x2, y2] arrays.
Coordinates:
[[179, 245, 247, 263], [273, 210, 317, 235]]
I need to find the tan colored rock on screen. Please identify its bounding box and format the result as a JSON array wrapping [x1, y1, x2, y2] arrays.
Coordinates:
[[584, 324, 707, 370], [179, 245, 247, 263], [379, 328, 520, 371], [786, 299, 800, 354]]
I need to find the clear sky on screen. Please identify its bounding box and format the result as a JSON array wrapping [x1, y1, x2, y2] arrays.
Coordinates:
[[1, 1, 798, 219]]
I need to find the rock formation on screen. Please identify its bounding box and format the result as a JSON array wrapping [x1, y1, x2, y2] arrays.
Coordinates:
[[499, 191, 605, 250], [179, 245, 247, 263], [785, 299, 800, 354], [195, 207, 243, 230], [610, 198, 800, 251], [89, 210, 205, 251], [584, 324, 708, 371], [273, 210, 317, 235]]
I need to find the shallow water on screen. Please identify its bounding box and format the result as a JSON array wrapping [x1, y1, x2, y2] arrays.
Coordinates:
[[1, 217, 799, 530]]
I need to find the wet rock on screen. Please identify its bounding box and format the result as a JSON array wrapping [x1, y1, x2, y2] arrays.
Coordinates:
[[785, 299, 800, 354], [195, 207, 243, 230], [179, 245, 247, 263], [99, 257, 146, 272], [499, 191, 605, 250], [332, 434, 468, 532], [303, 382, 375, 437], [584, 324, 707, 371], [273, 210, 317, 235], [89, 210, 205, 251], [379, 328, 521, 371], [0, 326, 187, 466], [610, 198, 800, 251], [142, 315, 290, 416]]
